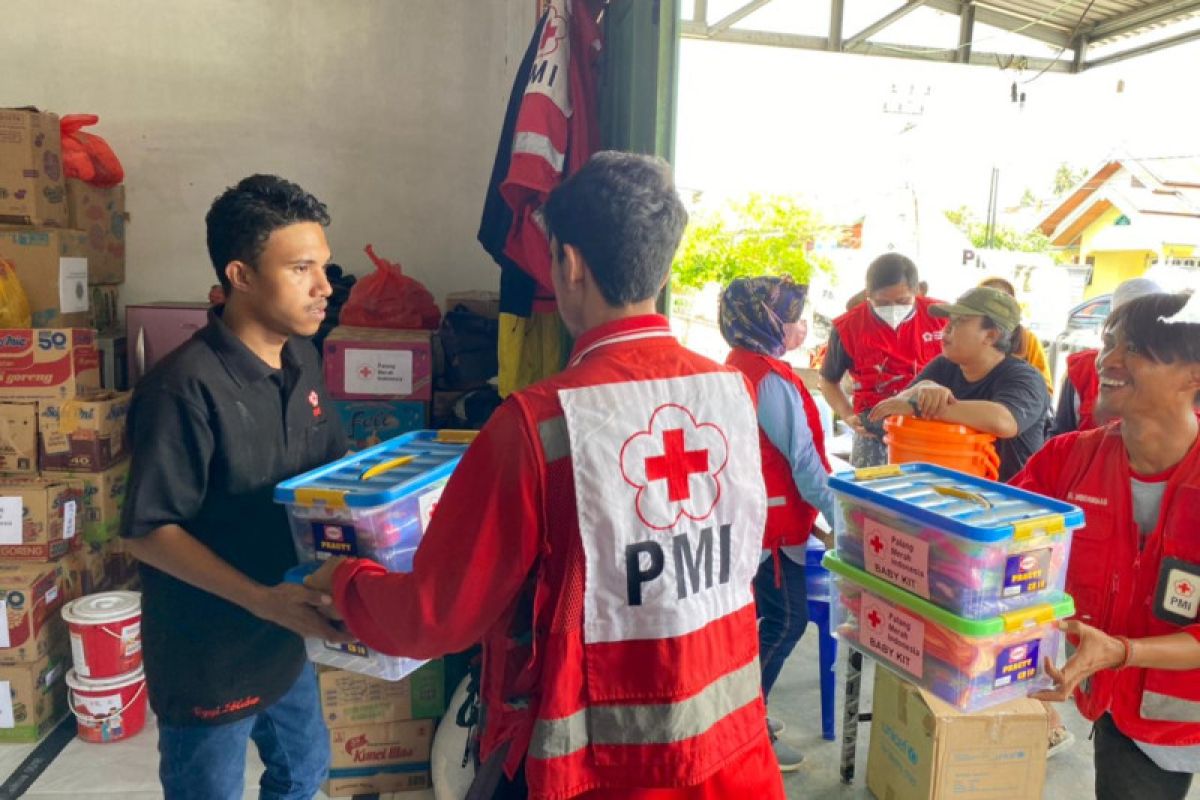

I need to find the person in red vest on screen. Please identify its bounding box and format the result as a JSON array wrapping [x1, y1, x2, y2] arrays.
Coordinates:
[[720, 275, 840, 772], [306, 152, 784, 800], [819, 253, 946, 467], [1013, 292, 1200, 799], [1052, 277, 1163, 436]]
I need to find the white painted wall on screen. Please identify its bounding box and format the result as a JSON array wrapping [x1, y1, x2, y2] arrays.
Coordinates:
[[0, 0, 535, 307]]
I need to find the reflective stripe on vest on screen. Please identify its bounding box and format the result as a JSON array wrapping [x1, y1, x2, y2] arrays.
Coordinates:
[[1142, 691, 1200, 724], [766, 496, 788, 508], [539, 416, 570, 463], [528, 657, 762, 761]]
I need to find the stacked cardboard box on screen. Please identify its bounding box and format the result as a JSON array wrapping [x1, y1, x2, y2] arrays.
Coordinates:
[[320, 659, 446, 796], [0, 109, 127, 383], [0, 327, 134, 741]]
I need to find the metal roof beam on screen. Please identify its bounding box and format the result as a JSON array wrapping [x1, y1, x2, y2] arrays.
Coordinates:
[[1088, 0, 1200, 40], [923, 0, 1072, 47], [708, 0, 774, 35], [957, 1, 977, 62], [1085, 24, 1200, 68], [845, 1, 929, 50]]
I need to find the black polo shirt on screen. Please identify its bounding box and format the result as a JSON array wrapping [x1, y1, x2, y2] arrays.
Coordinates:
[[121, 307, 346, 727]]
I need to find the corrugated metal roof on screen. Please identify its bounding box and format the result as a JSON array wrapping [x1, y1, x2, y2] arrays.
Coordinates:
[[981, 0, 1200, 46]]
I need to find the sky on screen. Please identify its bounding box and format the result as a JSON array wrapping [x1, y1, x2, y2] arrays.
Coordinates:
[[674, 1, 1200, 221]]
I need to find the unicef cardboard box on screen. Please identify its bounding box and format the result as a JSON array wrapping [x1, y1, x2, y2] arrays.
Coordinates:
[[867, 668, 1048, 800]]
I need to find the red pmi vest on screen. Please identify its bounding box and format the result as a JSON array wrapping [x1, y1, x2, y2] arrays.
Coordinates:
[[832, 296, 947, 413], [726, 348, 830, 549], [484, 318, 780, 799], [1012, 423, 1200, 746], [1065, 349, 1101, 432]]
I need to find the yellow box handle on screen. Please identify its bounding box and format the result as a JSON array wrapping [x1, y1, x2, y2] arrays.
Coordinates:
[[1011, 515, 1065, 541], [1000, 604, 1055, 631], [436, 430, 479, 444], [294, 487, 347, 509], [932, 485, 993, 509], [360, 455, 415, 482], [854, 465, 903, 481]]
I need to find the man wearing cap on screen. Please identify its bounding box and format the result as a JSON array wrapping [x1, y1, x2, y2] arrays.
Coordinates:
[[869, 286, 1050, 481], [1052, 277, 1164, 436]]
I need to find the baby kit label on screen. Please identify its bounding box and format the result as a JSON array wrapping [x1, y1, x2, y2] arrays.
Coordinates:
[[861, 593, 925, 678], [863, 518, 931, 599], [1003, 548, 1050, 597], [993, 640, 1041, 688]]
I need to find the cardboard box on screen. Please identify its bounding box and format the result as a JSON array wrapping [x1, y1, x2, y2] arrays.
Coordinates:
[[38, 391, 130, 472], [324, 767, 432, 797], [867, 668, 1048, 800], [324, 327, 433, 401], [0, 477, 83, 560], [61, 542, 110, 601], [66, 180, 125, 284], [0, 229, 92, 328], [333, 400, 428, 451], [0, 110, 67, 228], [320, 660, 445, 727], [0, 401, 39, 474], [444, 290, 499, 319], [328, 718, 434, 772], [59, 458, 129, 544], [89, 284, 121, 334], [0, 653, 70, 743], [0, 561, 67, 663], [0, 328, 99, 400]]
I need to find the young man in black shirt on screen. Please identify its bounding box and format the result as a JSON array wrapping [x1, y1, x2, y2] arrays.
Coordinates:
[[121, 175, 351, 799], [869, 286, 1050, 481]]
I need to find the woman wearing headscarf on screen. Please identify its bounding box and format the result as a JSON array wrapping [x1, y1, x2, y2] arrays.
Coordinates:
[[720, 275, 840, 773]]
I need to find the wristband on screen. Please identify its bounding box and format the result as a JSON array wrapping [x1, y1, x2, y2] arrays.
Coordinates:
[[1115, 636, 1134, 669]]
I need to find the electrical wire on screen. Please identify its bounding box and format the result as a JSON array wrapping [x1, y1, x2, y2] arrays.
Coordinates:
[[1021, 0, 1097, 82], [863, 0, 1086, 57]]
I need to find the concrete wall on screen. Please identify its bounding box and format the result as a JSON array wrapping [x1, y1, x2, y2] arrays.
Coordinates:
[[0, 0, 534, 307]]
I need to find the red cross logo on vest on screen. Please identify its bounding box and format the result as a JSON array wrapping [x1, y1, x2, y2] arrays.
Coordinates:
[[620, 404, 729, 531], [537, 6, 566, 58], [1178, 581, 1194, 598]]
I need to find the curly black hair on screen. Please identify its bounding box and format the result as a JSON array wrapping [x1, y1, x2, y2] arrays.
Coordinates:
[[205, 174, 330, 291]]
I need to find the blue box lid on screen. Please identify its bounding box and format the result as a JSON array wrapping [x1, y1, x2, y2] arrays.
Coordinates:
[[274, 430, 475, 510], [829, 462, 1084, 543]]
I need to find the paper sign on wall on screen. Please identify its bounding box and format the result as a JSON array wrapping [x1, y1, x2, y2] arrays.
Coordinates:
[[59, 257, 89, 313], [63, 499, 77, 539], [344, 349, 413, 396], [0, 682, 12, 729], [0, 497, 22, 546]]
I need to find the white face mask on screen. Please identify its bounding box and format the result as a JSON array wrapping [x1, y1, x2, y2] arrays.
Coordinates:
[[872, 303, 915, 329]]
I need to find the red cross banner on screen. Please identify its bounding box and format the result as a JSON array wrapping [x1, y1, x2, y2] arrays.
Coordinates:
[[558, 372, 766, 644]]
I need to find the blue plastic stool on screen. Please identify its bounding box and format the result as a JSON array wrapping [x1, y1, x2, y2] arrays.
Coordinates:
[[804, 542, 837, 741]]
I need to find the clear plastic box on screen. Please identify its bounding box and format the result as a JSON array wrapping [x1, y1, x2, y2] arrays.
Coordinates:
[[825, 551, 1073, 712], [274, 429, 475, 680], [830, 463, 1084, 619]]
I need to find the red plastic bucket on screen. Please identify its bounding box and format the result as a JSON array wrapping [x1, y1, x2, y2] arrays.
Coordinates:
[[61, 591, 142, 679], [66, 666, 147, 743]]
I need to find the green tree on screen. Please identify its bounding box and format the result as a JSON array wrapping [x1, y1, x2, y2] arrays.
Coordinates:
[[671, 194, 833, 292], [1053, 163, 1088, 196], [944, 206, 1051, 253]]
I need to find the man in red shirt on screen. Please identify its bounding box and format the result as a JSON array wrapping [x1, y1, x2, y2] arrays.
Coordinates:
[[308, 152, 784, 800]]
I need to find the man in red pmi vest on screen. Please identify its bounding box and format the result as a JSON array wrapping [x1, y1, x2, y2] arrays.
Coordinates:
[[819, 253, 946, 467], [307, 152, 784, 800], [1051, 277, 1163, 436], [1014, 292, 1200, 800]]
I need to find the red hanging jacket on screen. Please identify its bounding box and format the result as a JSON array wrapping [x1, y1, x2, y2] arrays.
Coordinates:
[[831, 296, 946, 413], [1011, 421, 1200, 746], [1065, 349, 1101, 432], [726, 348, 830, 549]]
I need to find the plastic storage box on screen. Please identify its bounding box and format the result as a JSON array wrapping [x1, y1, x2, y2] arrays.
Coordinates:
[[825, 551, 1073, 712], [274, 430, 476, 679], [830, 463, 1084, 619]]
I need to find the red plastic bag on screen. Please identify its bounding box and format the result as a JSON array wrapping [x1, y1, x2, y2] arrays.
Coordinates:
[[60, 114, 124, 187], [340, 245, 441, 330]]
